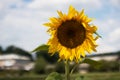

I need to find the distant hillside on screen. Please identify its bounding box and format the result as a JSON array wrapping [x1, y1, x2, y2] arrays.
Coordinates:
[[0, 45, 32, 60]]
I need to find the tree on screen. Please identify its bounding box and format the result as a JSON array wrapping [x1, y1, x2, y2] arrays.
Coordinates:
[[34, 57, 47, 74], [36, 51, 59, 63], [4, 45, 32, 60], [0, 46, 3, 53], [34, 44, 59, 63]]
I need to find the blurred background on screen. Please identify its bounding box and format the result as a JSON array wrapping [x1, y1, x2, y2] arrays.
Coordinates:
[[0, 0, 120, 80]]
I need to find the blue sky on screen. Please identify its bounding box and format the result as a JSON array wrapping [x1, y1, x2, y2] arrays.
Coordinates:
[[0, 0, 120, 53]]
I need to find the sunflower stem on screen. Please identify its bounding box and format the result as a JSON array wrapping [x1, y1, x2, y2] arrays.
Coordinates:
[[70, 63, 79, 75], [65, 60, 70, 80]]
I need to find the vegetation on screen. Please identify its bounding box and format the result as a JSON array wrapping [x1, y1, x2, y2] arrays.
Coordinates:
[[0, 46, 2, 53], [89, 60, 120, 72], [0, 45, 120, 80], [33, 44, 120, 74], [34, 57, 48, 74], [0, 72, 120, 80], [0, 45, 120, 74], [36, 50, 59, 63]]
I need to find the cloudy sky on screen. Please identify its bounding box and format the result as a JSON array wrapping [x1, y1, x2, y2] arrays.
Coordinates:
[[0, 0, 120, 53]]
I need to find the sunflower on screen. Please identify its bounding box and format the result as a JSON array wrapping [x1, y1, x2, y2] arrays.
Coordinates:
[[44, 6, 99, 62]]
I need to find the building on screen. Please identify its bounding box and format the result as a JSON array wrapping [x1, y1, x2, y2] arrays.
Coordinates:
[[87, 52, 120, 61], [0, 53, 34, 71], [79, 51, 120, 73]]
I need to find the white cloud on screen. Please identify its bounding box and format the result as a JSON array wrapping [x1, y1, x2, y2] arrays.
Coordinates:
[[109, 28, 120, 43], [110, 0, 120, 8], [27, 0, 102, 11], [94, 18, 120, 53], [0, 1, 46, 50], [96, 39, 117, 53], [27, 0, 68, 9], [0, 3, 3, 9], [77, 0, 102, 9], [94, 18, 120, 35], [0, 8, 49, 51], [0, 0, 120, 53]]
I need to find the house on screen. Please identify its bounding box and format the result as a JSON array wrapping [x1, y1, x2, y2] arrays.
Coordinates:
[[87, 52, 120, 61], [0, 53, 34, 71], [78, 51, 120, 73]]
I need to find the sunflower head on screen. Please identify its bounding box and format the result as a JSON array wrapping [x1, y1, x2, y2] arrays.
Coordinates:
[[44, 6, 100, 62]]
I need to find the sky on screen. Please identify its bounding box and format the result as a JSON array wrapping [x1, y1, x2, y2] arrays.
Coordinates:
[[0, 0, 120, 54]]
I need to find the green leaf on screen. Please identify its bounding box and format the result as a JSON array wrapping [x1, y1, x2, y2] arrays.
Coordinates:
[[75, 76, 84, 80], [94, 32, 102, 38], [82, 58, 101, 68], [32, 44, 49, 52], [45, 72, 63, 80]]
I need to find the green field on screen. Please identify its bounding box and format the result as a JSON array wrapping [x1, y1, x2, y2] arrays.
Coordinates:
[[73, 72, 120, 80], [0, 72, 120, 80]]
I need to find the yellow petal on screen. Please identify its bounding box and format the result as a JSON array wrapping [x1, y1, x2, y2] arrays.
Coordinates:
[[85, 17, 93, 23], [49, 17, 60, 24], [78, 9, 84, 20], [43, 23, 51, 27], [57, 10, 64, 18], [68, 5, 76, 20]]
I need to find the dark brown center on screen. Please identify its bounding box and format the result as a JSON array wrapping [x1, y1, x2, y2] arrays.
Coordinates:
[[57, 20, 86, 49]]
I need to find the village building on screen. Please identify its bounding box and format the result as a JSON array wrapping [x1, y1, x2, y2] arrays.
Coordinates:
[[0, 53, 34, 71], [79, 52, 120, 73]]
